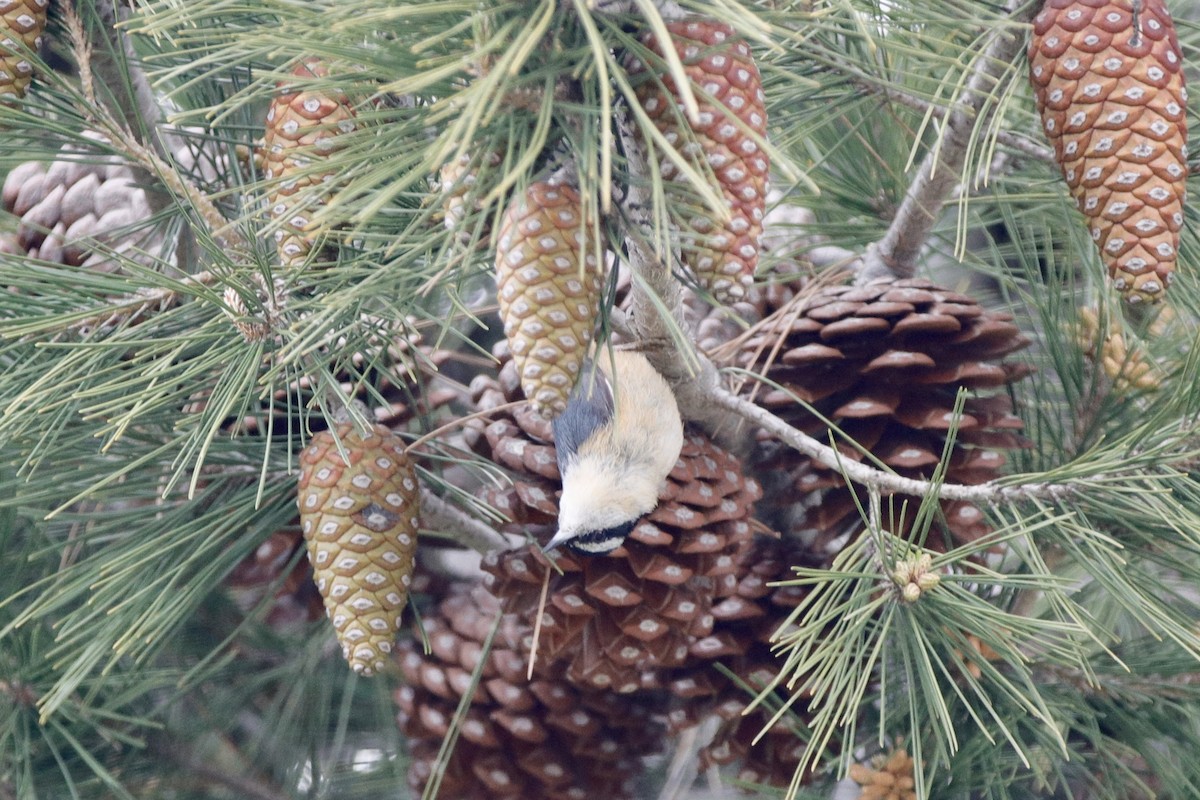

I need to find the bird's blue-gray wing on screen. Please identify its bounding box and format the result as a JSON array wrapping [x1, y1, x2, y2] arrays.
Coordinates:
[[552, 359, 614, 474]]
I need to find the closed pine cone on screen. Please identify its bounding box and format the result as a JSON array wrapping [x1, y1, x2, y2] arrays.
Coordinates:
[[737, 278, 1032, 555], [629, 18, 768, 303], [1029, 0, 1188, 303], [0, 0, 47, 104], [395, 585, 663, 800], [1, 139, 165, 272], [225, 371, 455, 632], [262, 57, 356, 269]]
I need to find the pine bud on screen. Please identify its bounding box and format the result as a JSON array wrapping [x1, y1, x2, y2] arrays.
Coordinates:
[[263, 58, 356, 269], [631, 18, 768, 304], [494, 180, 602, 418], [0, 0, 47, 105], [297, 423, 419, 675], [1030, 0, 1188, 303]]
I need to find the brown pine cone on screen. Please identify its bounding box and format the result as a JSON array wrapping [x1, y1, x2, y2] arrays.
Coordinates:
[[466, 341, 760, 692], [663, 536, 813, 788], [480, 428, 761, 694], [1, 140, 165, 272], [262, 57, 356, 269], [737, 278, 1032, 555], [395, 585, 664, 800], [630, 18, 769, 303], [1030, 0, 1188, 303]]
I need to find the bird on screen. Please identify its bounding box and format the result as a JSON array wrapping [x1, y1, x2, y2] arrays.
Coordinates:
[[545, 349, 684, 554]]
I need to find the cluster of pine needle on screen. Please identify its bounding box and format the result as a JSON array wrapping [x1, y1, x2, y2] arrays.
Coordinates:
[[2, 1, 1200, 799]]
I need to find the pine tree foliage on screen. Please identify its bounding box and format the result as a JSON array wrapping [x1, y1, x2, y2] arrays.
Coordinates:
[[2, 0, 1200, 798]]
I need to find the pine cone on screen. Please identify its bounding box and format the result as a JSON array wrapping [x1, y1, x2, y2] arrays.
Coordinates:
[[464, 342, 760, 691], [848, 748, 918, 800], [263, 57, 356, 269], [1, 141, 164, 271], [1030, 0, 1188, 304], [630, 18, 768, 303], [226, 383, 452, 633], [439, 149, 502, 242], [738, 278, 1032, 554], [0, 0, 47, 104], [395, 585, 663, 799], [495, 179, 603, 418], [297, 423, 420, 676], [665, 536, 812, 788]]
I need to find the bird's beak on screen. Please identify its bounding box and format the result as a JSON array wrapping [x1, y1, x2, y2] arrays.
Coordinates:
[[542, 527, 574, 553]]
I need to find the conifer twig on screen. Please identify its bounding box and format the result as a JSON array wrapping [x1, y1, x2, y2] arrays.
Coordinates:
[[420, 488, 512, 553], [88, 0, 173, 161], [53, 270, 221, 338], [63, 2, 248, 257], [705, 385, 1072, 504], [615, 96, 1076, 508], [859, 0, 1036, 281]]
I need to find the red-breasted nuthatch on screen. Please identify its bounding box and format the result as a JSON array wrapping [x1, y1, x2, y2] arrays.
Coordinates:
[[545, 349, 684, 554]]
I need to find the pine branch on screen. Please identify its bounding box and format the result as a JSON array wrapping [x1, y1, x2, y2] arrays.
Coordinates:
[[616, 92, 1073, 508], [45, 269, 220, 338], [419, 487, 512, 553], [87, 0, 173, 162], [63, 2, 248, 257], [859, 0, 1036, 281]]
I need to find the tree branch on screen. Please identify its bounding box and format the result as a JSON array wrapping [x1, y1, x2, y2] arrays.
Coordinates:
[[706, 385, 1073, 504], [859, 1, 1037, 281], [420, 488, 513, 554], [613, 93, 1078, 509]]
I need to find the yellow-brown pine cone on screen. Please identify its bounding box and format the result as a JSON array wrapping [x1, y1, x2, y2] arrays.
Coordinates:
[[848, 748, 918, 800], [1, 146, 164, 271], [0, 0, 46, 105], [738, 278, 1033, 555], [630, 18, 768, 304], [297, 423, 419, 676], [1030, 0, 1188, 304], [439, 149, 502, 242], [263, 57, 356, 269], [395, 585, 663, 800], [495, 180, 602, 419]]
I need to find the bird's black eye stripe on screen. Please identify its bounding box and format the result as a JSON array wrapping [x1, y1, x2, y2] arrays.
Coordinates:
[[569, 519, 637, 554]]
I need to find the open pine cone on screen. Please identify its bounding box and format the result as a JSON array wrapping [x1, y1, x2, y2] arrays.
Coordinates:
[[661, 535, 812, 788], [395, 585, 663, 800], [737, 277, 1032, 555], [465, 341, 761, 692]]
